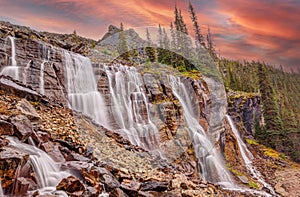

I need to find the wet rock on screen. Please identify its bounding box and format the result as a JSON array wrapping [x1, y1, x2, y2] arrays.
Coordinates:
[[121, 179, 140, 196], [101, 173, 121, 191], [0, 120, 14, 135], [10, 115, 33, 142], [0, 146, 29, 189], [56, 176, 85, 196], [140, 180, 168, 192], [13, 177, 30, 196], [0, 136, 9, 148], [238, 175, 249, 184], [83, 186, 101, 197], [16, 99, 40, 121], [40, 142, 65, 162], [110, 188, 129, 197]]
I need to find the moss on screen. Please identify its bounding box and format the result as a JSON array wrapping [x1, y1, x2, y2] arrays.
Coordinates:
[[29, 101, 40, 106], [245, 138, 259, 145], [248, 181, 259, 189], [180, 69, 201, 80], [263, 147, 286, 160]]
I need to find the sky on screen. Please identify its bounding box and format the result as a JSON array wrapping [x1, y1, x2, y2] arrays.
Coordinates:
[[0, 0, 299, 72]]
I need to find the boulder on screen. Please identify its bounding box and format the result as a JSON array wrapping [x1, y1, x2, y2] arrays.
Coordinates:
[[110, 188, 129, 197], [10, 115, 33, 142], [140, 180, 169, 192], [0, 146, 29, 190], [40, 142, 65, 162], [56, 176, 85, 196], [16, 99, 40, 121], [0, 120, 14, 135], [0, 136, 9, 148]]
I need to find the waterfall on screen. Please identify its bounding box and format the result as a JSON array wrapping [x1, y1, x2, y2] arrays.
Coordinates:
[[104, 64, 160, 150], [0, 36, 19, 80], [63, 51, 108, 127], [168, 76, 233, 185], [39, 61, 46, 95], [7, 137, 70, 195], [226, 115, 277, 196], [0, 180, 3, 197]]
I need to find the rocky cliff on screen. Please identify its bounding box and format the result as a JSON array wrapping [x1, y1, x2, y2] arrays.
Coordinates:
[[0, 21, 299, 197]]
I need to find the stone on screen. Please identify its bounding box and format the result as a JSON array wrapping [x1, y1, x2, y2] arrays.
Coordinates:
[[10, 115, 33, 142], [238, 175, 249, 184], [0, 120, 14, 135], [101, 174, 120, 191], [0, 136, 9, 148], [40, 142, 65, 162], [83, 186, 101, 197], [0, 147, 29, 190], [13, 177, 30, 196], [110, 188, 129, 197], [56, 176, 85, 196], [16, 99, 40, 121], [140, 181, 168, 192]]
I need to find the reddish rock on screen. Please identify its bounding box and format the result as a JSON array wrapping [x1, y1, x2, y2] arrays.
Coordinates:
[[10, 115, 33, 142], [13, 177, 30, 196], [140, 181, 169, 192], [16, 99, 40, 121], [40, 142, 65, 162], [110, 188, 129, 197], [0, 120, 14, 135], [0, 136, 9, 148], [56, 176, 85, 196]]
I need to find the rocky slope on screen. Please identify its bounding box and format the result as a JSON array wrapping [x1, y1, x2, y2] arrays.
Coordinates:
[[0, 21, 299, 197]]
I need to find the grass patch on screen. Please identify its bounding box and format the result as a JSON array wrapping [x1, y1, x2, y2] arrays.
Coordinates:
[[245, 138, 259, 145], [248, 181, 259, 189], [263, 147, 286, 160]]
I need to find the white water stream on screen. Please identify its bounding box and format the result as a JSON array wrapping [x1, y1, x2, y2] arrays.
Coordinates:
[[104, 64, 160, 150], [226, 115, 277, 196], [0, 36, 19, 80], [64, 51, 108, 127], [7, 137, 70, 196]]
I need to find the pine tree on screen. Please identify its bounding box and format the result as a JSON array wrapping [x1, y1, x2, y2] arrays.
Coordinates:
[[170, 22, 177, 50], [118, 22, 130, 61], [146, 28, 152, 47], [257, 63, 283, 149], [158, 24, 163, 48], [188, 1, 205, 47], [206, 25, 216, 59], [145, 28, 156, 62]]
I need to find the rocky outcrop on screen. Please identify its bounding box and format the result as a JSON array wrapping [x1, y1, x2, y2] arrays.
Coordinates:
[[0, 67, 240, 196], [0, 21, 96, 55], [227, 91, 262, 137]]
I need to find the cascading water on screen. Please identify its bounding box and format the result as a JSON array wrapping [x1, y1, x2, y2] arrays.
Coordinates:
[[39, 61, 46, 95], [63, 51, 108, 127], [0, 36, 19, 80], [7, 137, 70, 196], [103, 64, 160, 150], [0, 180, 3, 197], [168, 76, 233, 185], [226, 115, 277, 196]]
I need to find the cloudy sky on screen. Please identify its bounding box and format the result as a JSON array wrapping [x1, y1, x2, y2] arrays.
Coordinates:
[[0, 0, 299, 71]]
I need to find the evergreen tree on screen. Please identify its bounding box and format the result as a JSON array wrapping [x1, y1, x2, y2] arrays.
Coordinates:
[[145, 28, 156, 62], [188, 1, 205, 47], [146, 28, 152, 46], [170, 22, 177, 50], [118, 22, 130, 61], [257, 63, 283, 149], [206, 25, 216, 58]]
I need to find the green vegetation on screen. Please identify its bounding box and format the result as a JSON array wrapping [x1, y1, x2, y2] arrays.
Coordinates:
[[220, 59, 300, 162]]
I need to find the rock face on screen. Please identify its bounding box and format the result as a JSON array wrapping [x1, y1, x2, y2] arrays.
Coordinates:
[[227, 91, 262, 137], [3, 20, 299, 197], [0, 70, 239, 196]]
